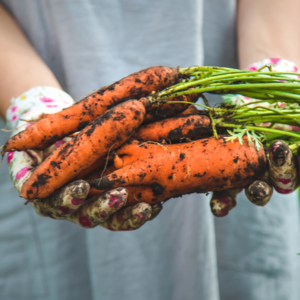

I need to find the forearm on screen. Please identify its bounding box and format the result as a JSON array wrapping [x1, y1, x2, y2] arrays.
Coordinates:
[[0, 3, 61, 120], [237, 0, 300, 69]]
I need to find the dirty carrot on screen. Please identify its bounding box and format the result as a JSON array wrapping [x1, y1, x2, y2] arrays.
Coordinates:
[[73, 156, 109, 180], [178, 104, 199, 116], [89, 184, 168, 207], [20, 99, 149, 200], [133, 114, 212, 142], [2, 66, 179, 155], [87, 136, 267, 203], [83, 163, 168, 206]]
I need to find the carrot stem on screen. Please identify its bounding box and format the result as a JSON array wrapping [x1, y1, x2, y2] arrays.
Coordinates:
[[201, 94, 218, 139]]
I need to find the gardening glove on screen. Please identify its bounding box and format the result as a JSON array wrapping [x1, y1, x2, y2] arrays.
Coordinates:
[[210, 58, 300, 217], [5, 86, 162, 229]]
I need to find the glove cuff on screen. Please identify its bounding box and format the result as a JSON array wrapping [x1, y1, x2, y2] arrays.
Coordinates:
[[6, 86, 74, 131], [223, 58, 299, 106], [246, 58, 298, 73]]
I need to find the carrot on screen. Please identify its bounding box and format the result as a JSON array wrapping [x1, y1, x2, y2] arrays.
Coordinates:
[[2, 66, 179, 155], [178, 105, 199, 116], [20, 99, 149, 201], [87, 136, 267, 203], [85, 165, 169, 206], [89, 185, 167, 206], [143, 94, 199, 124], [73, 156, 109, 180], [132, 115, 212, 142]]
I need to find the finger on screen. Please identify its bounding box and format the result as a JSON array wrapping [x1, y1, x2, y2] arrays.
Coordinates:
[[100, 202, 152, 231], [68, 187, 128, 228], [148, 203, 163, 221], [7, 150, 39, 193], [7, 137, 71, 195], [210, 189, 240, 217], [269, 140, 298, 194], [42, 137, 72, 160], [259, 169, 271, 184], [32, 180, 90, 219], [271, 123, 300, 132], [245, 180, 273, 206]]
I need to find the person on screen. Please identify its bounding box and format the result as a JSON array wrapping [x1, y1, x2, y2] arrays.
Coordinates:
[[0, 1, 300, 299]]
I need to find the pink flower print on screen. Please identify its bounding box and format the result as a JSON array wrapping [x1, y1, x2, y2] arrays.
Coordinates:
[[40, 96, 54, 103], [46, 105, 58, 108], [59, 206, 70, 214], [277, 178, 291, 185], [54, 140, 66, 148], [292, 66, 298, 73], [79, 216, 92, 227], [59, 207, 76, 214], [248, 66, 257, 71], [25, 123, 34, 129], [270, 58, 281, 65], [11, 106, 17, 113], [136, 213, 146, 220], [108, 195, 123, 208], [99, 211, 108, 218], [71, 198, 84, 205], [290, 125, 300, 131], [12, 115, 17, 122], [7, 152, 14, 163], [275, 187, 293, 194], [16, 166, 30, 180]]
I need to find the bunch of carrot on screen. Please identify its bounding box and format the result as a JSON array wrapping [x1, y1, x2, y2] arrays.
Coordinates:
[[3, 65, 300, 207]]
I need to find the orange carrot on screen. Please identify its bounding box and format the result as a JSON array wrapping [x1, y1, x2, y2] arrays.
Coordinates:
[[85, 165, 167, 206], [73, 156, 109, 180], [133, 115, 212, 142], [87, 136, 267, 202], [89, 184, 166, 206], [20, 99, 149, 200], [178, 105, 199, 116], [2, 66, 179, 155]]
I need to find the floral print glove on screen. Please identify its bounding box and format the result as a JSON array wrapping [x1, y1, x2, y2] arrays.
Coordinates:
[[210, 58, 300, 217], [6, 86, 162, 230]]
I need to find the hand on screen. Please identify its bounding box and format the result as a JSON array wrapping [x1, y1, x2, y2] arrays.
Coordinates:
[[210, 58, 300, 217], [6, 86, 162, 230], [210, 140, 299, 216]]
